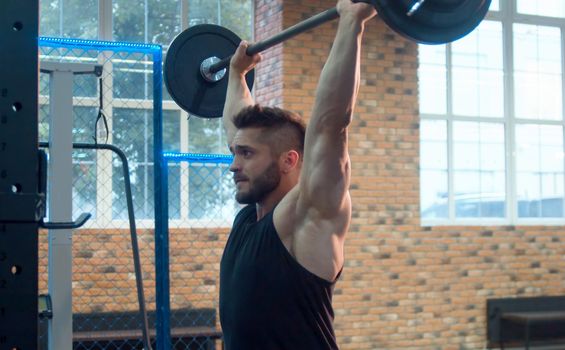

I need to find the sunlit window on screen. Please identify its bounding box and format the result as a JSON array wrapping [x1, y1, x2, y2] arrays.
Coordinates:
[[517, 0, 565, 18], [39, 0, 253, 225], [419, 0, 565, 224]]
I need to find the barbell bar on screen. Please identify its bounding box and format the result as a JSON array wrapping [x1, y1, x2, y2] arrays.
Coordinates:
[[164, 0, 491, 119]]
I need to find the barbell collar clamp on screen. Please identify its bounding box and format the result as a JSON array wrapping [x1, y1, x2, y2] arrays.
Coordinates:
[[200, 57, 227, 83], [406, 0, 427, 17]]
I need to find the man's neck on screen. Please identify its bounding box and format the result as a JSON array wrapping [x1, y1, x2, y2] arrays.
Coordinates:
[[255, 196, 281, 221], [255, 185, 291, 220]]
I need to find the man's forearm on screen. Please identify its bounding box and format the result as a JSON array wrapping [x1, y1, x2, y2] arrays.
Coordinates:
[[223, 70, 255, 143], [312, 16, 365, 130]]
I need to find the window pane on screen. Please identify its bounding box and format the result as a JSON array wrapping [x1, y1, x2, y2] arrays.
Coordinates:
[[188, 0, 219, 25], [149, 1, 181, 47], [188, 117, 229, 154], [114, 0, 180, 45], [164, 110, 182, 152], [453, 122, 506, 218], [113, 108, 152, 162], [188, 163, 236, 220], [514, 24, 562, 120], [168, 166, 181, 220], [113, 165, 154, 219], [113, 108, 152, 219], [164, 112, 182, 220], [517, 0, 565, 18], [40, 0, 98, 38], [418, 45, 447, 115], [112, 158, 181, 221], [113, 53, 154, 100], [220, 0, 254, 40], [112, 108, 180, 219], [73, 158, 97, 220], [113, 0, 143, 42], [73, 106, 98, 146], [489, 0, 499, 11], [452, 21, 503, 118], [516, 124, 564, 218], [420, 120, 448, 219]]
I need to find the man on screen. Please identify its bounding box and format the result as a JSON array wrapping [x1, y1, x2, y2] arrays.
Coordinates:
[[219, 1, 376, 349]]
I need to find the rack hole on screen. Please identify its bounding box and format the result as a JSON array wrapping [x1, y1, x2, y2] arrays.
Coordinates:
[[12, 102, 22, 112], [11, 184, 22, 193], [12, 22, 23, 31], [10, 265, 22, 275]]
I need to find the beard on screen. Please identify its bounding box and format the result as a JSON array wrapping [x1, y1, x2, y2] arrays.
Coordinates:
[[235, 160, 281, 204]]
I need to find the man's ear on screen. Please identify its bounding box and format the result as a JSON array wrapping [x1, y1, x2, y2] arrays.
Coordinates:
[[280, 150, 300, 173]]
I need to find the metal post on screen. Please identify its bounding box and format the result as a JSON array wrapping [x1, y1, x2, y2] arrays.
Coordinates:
[[41, 61, 101, 350], [153, 47, 171, 350], [0, 1, 40, 350]]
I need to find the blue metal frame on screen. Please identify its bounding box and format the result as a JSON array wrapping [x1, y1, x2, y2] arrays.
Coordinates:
[[151, 47, 170, 350], [163, 152, 234, 164], [39, 36, 161, 53], [38, 37, 167, 350]]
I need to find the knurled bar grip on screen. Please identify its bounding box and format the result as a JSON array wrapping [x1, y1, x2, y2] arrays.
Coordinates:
[[207, 7, 340, 74]]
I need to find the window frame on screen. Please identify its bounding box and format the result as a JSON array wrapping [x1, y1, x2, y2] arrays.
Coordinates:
[[419, 0, 565, 226], [40, 0, 253, 229]]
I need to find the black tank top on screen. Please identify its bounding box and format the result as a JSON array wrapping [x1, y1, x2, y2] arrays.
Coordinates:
[[220, 205, 339, 350]]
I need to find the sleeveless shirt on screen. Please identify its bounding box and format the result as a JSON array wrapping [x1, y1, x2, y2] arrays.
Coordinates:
[[219, 204, 339, 350]]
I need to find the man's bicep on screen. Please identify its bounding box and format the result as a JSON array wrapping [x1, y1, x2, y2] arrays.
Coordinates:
[[223, 118, 238, 148]]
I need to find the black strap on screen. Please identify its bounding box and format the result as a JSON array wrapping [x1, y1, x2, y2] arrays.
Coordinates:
[[93, 77, 109, 145]]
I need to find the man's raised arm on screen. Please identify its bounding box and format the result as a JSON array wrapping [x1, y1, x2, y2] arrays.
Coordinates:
[[299, 0, 376, 217], [222, 41, 261, 146]]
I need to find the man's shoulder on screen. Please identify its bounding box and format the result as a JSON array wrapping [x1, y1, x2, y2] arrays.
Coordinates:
[[233, 204, 256, 225]]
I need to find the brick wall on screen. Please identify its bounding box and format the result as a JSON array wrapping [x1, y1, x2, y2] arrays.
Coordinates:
[[254, 0, 565, 349], [39, 227, 227, 314], [37, 1, 565, 348]]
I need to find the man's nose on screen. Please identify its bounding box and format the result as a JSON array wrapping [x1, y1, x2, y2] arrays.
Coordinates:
[[229, 158, 239, 173]]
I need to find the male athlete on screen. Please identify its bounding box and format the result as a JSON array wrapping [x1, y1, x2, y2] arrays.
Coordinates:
[[219, 1, 376, 349]]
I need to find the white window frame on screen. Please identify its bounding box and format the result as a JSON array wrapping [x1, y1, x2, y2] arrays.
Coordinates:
[[40, 0, 253, 229], [420, 0, 565, 226]]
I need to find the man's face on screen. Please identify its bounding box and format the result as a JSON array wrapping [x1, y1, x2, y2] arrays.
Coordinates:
[[229, 128, 281, 204]]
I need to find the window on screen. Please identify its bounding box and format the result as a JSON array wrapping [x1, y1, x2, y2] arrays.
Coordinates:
[[419, 1, 565, 224], [39, 0, 253, 227]]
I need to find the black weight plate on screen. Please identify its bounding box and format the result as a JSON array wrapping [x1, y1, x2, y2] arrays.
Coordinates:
[[164, 24, 255, 118], [375, 0, 491, 44]]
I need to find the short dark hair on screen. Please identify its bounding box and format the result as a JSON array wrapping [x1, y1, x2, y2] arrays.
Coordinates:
[[233, 104, 306, 157]]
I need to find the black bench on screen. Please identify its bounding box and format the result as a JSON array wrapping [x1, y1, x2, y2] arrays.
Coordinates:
[[40, 308, 223, 350], [487, 296, 565, 349]]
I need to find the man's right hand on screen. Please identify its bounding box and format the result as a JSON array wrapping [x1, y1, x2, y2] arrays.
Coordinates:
[[337, 0, 377, 25], [230, 41, 262, 76]]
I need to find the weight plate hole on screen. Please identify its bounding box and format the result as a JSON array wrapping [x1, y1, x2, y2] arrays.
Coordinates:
[[12, 102, 23, 112], [12, 22, 23, 31], [11, 265, 22, 275], [11, 184, 22, 193]]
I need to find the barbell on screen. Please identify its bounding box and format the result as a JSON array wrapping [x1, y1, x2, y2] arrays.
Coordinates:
[[164, 0, 491, 119]]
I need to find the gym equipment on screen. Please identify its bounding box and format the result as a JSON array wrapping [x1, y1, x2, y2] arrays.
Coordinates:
[[39, 142, 153, 350], [164, 24, 255, 119], [0, 1, 40, 349], [164, 0, 491, 118]]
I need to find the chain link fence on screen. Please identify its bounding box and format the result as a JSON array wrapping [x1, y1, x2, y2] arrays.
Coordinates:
[[38, 36, 238, 350], [38, 37, 159, 350], [165, 152, 236, 349]]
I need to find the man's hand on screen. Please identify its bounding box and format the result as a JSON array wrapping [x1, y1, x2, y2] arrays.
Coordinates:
[[230, 41, 262, 77], [223, 40, 261, 145], [336, 0, 377, 24]]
